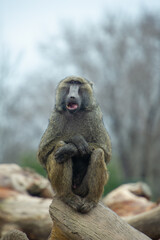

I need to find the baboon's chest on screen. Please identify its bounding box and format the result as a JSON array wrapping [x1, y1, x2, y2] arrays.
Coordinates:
[[62, 115, 93, 141]]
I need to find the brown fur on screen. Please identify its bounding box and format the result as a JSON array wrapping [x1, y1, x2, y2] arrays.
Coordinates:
[[38, 76, 111, 213]]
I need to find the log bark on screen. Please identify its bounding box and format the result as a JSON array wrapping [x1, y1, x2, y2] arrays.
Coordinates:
[[0, 164, 53, 198], [0, 190, 52, 240], [103, 182, 156, 217], [126, 205, 160, 240], [49, 197, 151, 240], [1, 230, 29, 240]]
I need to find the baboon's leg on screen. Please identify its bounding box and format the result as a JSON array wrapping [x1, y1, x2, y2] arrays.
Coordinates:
[[46, 141, 83, 211], [79, 148, 108, 213]]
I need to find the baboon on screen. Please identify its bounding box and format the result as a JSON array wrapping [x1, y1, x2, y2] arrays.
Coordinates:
[[38, 76, 111, 213]]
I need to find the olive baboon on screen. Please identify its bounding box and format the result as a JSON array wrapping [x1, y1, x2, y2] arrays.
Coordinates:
[[38, 76, 111, 213]]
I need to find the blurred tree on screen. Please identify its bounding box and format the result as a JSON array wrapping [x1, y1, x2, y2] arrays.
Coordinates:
[[1, 11, 160, 197], [40, 11, 160, 196], [0, 57, 56, 163], [0, 50, 21, 163]]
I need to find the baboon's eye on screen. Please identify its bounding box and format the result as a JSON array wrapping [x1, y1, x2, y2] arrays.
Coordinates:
[[69, 80, 82, 85]]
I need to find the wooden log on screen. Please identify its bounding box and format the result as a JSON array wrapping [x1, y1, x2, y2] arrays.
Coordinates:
[[49, 197, 151, 240], [127, 205, 160, 240], [0, 190, 52, 240], [1, 230, 29, 240], [103, 182, 156, 217], [0, 164, 53, 198]]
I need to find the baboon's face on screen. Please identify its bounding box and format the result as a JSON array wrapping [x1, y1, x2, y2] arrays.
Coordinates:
[[56, 76, 94, 113]]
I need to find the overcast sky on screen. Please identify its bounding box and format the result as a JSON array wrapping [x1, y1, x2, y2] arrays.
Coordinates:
[[1, 0, 160, 81]]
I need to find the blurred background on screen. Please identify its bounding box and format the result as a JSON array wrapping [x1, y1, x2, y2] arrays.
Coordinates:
[[0, 0, 160, 198]]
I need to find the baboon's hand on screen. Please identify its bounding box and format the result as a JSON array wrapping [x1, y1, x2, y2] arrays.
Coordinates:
[[69, 135, 91, 156], [55, 143, 78, 163]]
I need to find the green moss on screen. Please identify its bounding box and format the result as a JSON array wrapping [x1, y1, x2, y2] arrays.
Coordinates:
[[19, 152, 46, 177], [103, 157, 124, 196]]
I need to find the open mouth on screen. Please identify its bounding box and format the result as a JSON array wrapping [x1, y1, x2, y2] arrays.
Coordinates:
[[66, 102, 78, 111]]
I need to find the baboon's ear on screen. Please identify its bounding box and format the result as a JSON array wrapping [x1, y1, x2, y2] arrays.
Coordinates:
[[89, 81, 93, 88]]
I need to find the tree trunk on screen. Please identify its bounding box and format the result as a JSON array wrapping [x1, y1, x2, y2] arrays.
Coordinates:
[[49, 197, 151, 240], [127, 205, 160, 240]]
